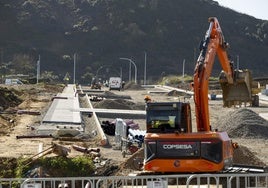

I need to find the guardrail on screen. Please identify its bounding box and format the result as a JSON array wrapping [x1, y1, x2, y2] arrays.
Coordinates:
[[1, 173, 268, 188]]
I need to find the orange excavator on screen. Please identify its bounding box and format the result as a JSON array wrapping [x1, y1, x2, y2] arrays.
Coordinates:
[[143, 17, 253, 173]]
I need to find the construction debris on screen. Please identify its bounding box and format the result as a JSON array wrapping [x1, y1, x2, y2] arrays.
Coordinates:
[[22, 143, 71, 166], [16, 135, 53, 139], [72, 144, 100, 154], [17, 110, 41, 115], [89, 95, 105, 101]]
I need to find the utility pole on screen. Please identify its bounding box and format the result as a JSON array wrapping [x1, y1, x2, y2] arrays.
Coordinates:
[[182, 59, 185, 84], [36, 55, 40, 84], [144, 51, 147, 85], [0, 48, 3, 64], [182, 59, 185, 78], [120, 67, 122, 80], [237, 55, 239, 69]]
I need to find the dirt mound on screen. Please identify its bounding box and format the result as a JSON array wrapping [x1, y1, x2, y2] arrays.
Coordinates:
[[124, 83, 144, 90], [0, 87, 22, 110], [234, 145, 265, 166], [101, 92, 132, 99], [103, 91, 118, 97], [114, 148, 144, 176], [94, 99, 133, 109], [94, 98, 145, 110], [217, 108, 268, 139], [166, 90, 191, 97], [166, 90, 180, 96]]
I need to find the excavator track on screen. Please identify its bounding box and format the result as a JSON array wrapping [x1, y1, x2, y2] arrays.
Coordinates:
[[224, 164, 268, 173], [130, 157, 268, 176], [129, 167, 267, 177]]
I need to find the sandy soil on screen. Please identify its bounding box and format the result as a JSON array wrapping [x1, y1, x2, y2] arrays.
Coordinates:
[[0, 85, 59, 158]]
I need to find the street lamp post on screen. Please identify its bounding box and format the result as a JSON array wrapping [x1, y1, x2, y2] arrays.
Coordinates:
[[119, 57, 137, 84], [73, 53, 77, 84], [129, 62, 131, 82]]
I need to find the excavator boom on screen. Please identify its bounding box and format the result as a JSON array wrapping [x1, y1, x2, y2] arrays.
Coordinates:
[[194, 17, 252, 131]]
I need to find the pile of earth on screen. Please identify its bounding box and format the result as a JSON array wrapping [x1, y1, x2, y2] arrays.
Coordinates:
[[102, 91, 118, 97], [217, 108, 268, 139], [99, 91, 131, 100], [0, 87, 23, 136], [166, 90, 192, 98], [115, 148, 144, 176], [94, 99, 133, 110], [94, 99, 145, 110], [124, 82, 144, 90], [233, 145, 266, 166], [0, 87, 22, 110]]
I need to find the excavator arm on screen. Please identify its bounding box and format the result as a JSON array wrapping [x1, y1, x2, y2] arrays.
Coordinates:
[[194, 17, 233, 131], [194, 17, 251, 132]]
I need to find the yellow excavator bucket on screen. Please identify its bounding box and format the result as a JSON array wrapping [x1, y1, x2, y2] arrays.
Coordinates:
[[219, 69, 253, 107]]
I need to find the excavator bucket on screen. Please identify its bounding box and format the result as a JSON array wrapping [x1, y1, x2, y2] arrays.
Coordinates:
[[219, 69, 252, 107]]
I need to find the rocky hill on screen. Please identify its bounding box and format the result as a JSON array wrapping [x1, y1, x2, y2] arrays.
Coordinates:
[[0, 0, 268, 83]]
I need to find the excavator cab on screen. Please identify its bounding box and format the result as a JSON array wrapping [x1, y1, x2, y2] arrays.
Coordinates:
[[146, 102, 192, 134], [219, 69, 254, 107]]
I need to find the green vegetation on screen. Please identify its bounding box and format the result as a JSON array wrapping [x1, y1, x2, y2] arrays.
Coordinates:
[[159, 75, 193, 86], [14, 156, 95, 178], [0, 158, 17, 178]]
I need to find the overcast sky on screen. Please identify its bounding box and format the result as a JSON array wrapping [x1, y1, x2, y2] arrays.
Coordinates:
[[215, 0, 268, 20]]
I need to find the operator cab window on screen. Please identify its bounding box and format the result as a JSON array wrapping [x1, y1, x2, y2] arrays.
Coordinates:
[[147, 110, 180, 133]]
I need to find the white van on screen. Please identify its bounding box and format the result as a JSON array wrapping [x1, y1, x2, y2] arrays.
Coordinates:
[[109, 77, 122, 91], [5, 79, 23, 85]]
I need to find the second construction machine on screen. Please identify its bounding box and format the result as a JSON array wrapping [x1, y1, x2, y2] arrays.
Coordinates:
[[143, 17, 254, 173]]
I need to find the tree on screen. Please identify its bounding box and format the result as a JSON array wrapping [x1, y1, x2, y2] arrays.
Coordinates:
[[80, 66, 94, 84], [41, 71, 59, 83], [9, 54, 35, 75]]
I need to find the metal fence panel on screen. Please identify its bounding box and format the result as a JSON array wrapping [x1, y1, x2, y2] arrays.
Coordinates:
[[0, 173, 268, 188]]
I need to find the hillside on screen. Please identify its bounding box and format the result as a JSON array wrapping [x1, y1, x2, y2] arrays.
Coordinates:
[[0, 0, 268, 84]]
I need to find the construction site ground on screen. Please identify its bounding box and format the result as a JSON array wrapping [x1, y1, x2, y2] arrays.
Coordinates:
[[0, 83, 268, 177]]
